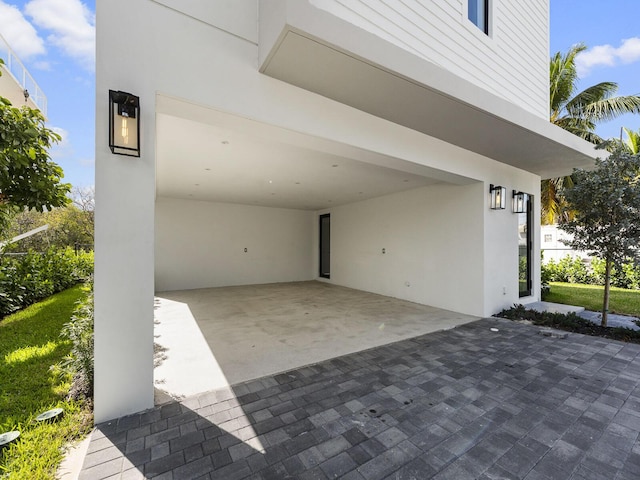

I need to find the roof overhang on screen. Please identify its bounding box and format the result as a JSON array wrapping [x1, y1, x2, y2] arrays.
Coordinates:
[[258, 1, 598, 179]]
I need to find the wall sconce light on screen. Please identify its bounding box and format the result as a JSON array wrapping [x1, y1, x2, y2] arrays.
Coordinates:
[[489, 184, 506, 210], [109, 90, 140, 157], [512, 191, 528, 213]]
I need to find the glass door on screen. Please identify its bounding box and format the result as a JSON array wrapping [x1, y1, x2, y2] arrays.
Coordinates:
[[518, 195, 533, 297]]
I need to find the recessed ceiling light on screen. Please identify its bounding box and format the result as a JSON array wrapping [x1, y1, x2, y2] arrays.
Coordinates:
[[221, 140, 229, 145], [205, 168, 211, 171], [358, 192, 363, 194], [332, 164, 339, 168], [195, 183, 199, 186], [403, 179, 409, 182], [295, 182, 300, 185], [268, 180, 273, 184]]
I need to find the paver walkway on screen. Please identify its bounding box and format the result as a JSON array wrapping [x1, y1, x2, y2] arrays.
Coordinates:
[[80, 318, 640, 479], [578, 311, 640, 331]]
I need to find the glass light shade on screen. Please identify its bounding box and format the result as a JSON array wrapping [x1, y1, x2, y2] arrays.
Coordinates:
[[513, 191, 528, 213], [490, 185, 506, 210], [109, 90, 140, 157]]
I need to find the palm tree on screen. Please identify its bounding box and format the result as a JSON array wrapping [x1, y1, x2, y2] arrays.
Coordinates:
[[621, 127, 640, 154], [544, 44, 640, 223]]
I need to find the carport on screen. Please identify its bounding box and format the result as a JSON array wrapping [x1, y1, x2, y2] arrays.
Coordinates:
[[152, 96, 481, 401]]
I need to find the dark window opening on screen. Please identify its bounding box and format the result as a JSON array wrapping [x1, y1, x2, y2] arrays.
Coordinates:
[[518, 195, 533, 297], [468, 0, 489, 34], [319, 214, 330, 279]]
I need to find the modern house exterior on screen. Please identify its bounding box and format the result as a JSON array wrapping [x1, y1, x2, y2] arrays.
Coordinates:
[[95, 0, 596, 423]]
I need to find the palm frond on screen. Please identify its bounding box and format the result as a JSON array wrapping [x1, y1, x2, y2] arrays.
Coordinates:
[[580, 95, 640, 122], [550, 44, 586, 117], [623, 127, 640, 154], [565, 82, 619, 114]]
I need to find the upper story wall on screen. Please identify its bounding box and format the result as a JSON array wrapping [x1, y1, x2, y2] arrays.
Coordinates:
[[153, 0, 257, 44], [153, 0, 549, 121], [307, 0, 549, 119]]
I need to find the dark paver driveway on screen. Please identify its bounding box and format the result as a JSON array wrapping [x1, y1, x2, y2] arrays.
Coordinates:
[[80, 318, 640, 479]]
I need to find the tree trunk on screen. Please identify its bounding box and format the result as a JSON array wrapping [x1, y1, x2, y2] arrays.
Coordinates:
[[602, 259, 611, 327]]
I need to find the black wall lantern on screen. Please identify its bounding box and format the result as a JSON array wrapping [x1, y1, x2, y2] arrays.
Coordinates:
[[489, 184, 506, 210], [109, 90, 140, 157], [512, 190, 528, 213]]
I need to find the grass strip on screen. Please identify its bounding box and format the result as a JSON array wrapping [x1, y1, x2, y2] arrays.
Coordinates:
[[0, 284, 92, 480], [545, 282, 640, 317]]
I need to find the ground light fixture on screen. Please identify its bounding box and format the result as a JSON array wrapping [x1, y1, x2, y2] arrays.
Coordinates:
[[35, 407, 64, 422], [109, 90, 140, 157], [489, 184, 506, 210], [0, 431, 20, 448], [512, 190, 528, 213]]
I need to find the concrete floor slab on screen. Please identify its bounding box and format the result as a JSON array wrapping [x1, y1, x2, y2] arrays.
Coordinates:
[[153, 281, 478, 400]]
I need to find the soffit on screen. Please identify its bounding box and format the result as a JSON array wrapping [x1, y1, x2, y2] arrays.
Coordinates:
[[260, 26, 597, 179]]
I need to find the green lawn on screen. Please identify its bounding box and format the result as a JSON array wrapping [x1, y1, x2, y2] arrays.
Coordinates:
[[0, 284, 92, 480], [546, 282, 640, 317]]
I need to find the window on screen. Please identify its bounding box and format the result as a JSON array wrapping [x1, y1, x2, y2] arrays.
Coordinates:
[[544, 234, 552, 243], [468, 0, 489, 34], [518, 195, 533, 297]]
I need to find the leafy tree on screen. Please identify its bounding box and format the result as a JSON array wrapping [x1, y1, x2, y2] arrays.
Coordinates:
[[0, 58, 70, 223], [560, 148, 640, 326], [544, 45, 640, 224], [5, 187, 94, 251]]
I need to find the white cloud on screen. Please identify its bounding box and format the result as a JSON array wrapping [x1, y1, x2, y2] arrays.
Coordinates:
[[577, 37, 640, 76], [617, 37, 640, 64], [24, 0, 95, 71], [0, 1, 45, 59], [49, 126, 72, 159]]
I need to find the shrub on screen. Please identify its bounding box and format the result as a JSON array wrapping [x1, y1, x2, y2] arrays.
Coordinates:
[[0, 247, 93, 317], [57, 282, 94, 402], [543, 255, 640, 290]]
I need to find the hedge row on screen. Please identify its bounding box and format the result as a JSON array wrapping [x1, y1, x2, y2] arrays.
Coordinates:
[[0, 247, 93, 317], [542, 255, 640, 290]]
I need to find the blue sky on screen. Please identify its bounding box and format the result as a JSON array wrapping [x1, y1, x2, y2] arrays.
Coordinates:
[[551, 0, 640, 141], [0, 1, 638, 189]]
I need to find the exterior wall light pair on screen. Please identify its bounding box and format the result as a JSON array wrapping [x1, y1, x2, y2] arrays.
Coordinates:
[[109, 90, 140, 157], [489, 185, 529, 213]]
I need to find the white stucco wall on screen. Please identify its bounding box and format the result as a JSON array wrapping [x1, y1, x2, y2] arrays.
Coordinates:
[[312, 179, 540, 318], [97, 0, 543, 421], [319, 184, 485, 316], [155, 197, 314, 291], [307, 0, 549, 118]]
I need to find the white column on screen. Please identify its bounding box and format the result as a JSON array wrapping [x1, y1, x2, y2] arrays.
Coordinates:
[[94, 0, 155, 423]]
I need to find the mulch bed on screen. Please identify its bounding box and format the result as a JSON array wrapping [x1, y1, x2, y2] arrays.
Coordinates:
[[495, 304, 640, 344]]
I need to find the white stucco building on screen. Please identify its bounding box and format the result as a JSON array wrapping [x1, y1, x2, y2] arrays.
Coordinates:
[[541, 224, 590, 263], [95, 0, 596, 422], [0, 32, 46, 114]]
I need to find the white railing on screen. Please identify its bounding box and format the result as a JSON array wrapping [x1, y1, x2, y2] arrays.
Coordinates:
[[0, 32, 47, 115]]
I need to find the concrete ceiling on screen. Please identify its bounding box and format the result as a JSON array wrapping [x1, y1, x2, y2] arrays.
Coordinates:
[[156, 111, 465, 211]]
